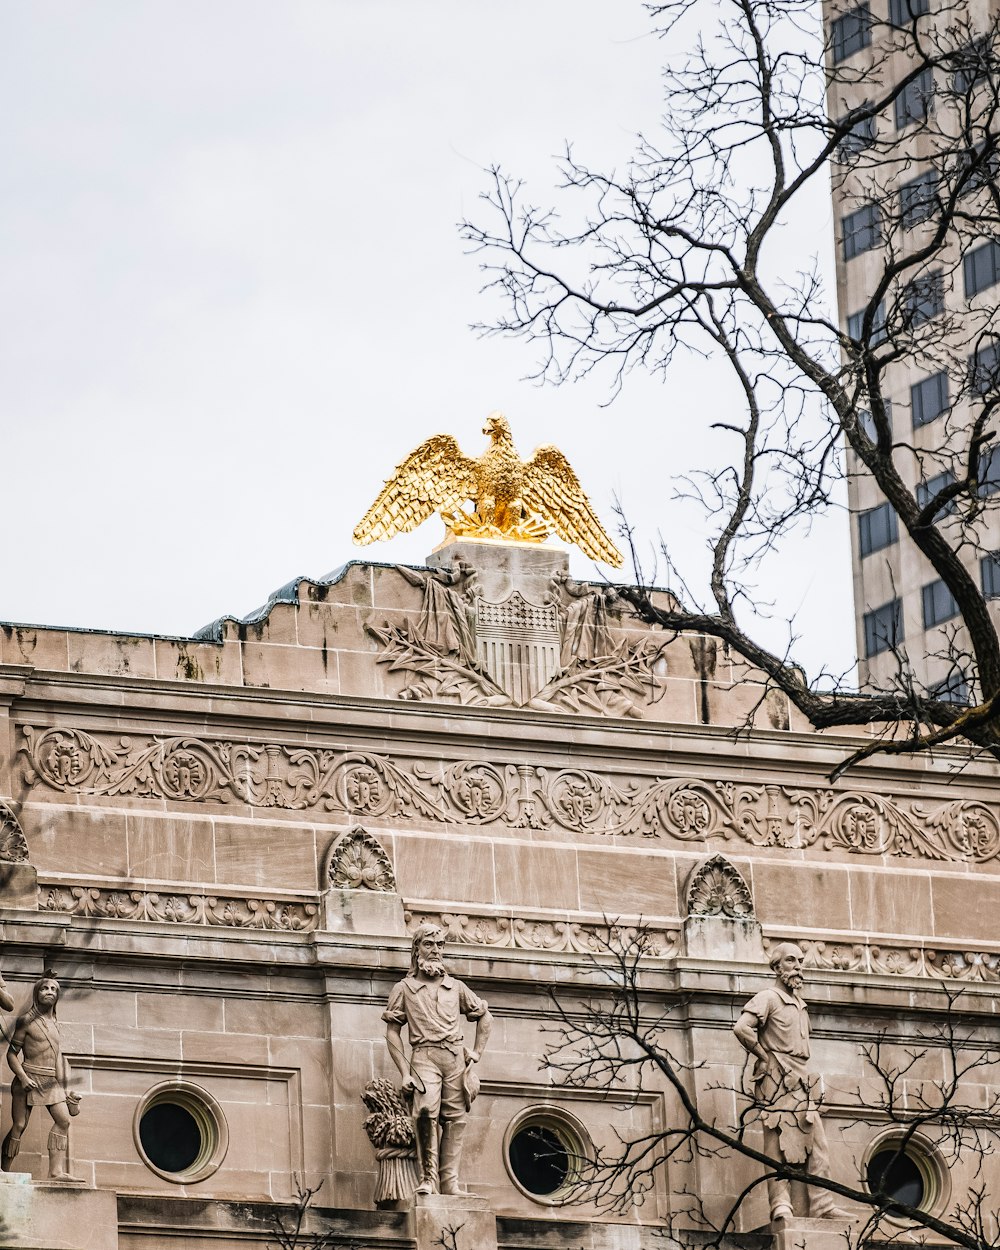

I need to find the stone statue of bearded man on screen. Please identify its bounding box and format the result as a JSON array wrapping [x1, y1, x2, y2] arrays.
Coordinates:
[[383, 924, 492, 1196]]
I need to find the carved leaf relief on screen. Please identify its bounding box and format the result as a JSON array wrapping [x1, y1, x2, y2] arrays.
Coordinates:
[[0, 802, 29, 863], [327, 829, 396, 892], [686, 855, 754, 919]]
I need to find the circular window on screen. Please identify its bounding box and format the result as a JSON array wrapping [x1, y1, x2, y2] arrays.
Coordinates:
[[133, 1082, 228, 1184], [503, 1108, 590, 1205], [863, 1131, 948, 1220]]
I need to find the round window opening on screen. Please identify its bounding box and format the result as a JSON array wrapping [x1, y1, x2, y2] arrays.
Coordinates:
[[503, 1109, 590, 1205], [863, 1133, 947, 1220], [133, 1082, 228, 1184]]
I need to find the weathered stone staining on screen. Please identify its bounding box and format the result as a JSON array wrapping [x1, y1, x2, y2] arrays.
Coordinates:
[[383, 925, 492, 1198], [733, 944, 846, 1224], [2, 974, 82, 1183]]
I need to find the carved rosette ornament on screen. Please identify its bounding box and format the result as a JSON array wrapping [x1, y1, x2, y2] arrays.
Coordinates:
[[686, 856, 754, 919], [327, 829, 396, 892], [0, 802, 29, 863]]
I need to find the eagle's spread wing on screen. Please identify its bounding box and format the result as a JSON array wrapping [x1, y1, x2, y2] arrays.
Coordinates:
[[522, 445, 623, 566], [353, 435, 479, 545]]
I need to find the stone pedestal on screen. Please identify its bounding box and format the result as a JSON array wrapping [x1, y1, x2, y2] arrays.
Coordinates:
[[770, 1215, 859, 1250], [409, 1193, 498, 1250], [427, 538, 568, 606], [322, 887, 407, 937], [683, 914, 765, 962], [0, 862, 39, 911], [0, 1172, 118, 1249]]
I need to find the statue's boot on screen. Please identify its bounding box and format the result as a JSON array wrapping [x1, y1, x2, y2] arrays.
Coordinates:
[[809, 1192, 849, 1220], [47, 1130, 82, 1183], [439, 1120, 467, 1195], [1, 1130, 21, 1172], [414, 1115, 439, 1195]]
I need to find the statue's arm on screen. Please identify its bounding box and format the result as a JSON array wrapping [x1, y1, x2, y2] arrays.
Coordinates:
[[385, 1022, 414, 1090], [6, 1021, 34, 1089], [0, 975, 12, 1014], [733, 1010, 767, 1062], [468, 1007, 493, 1064]]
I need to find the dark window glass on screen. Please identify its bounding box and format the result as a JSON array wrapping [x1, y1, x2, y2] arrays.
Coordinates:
[[847, 302, 887, 344], [837, 109, 877, 161], [508, 1125, 570, 1196], [864, 599, 903, 657], [867, 1148, 925, 1209], [888, 0, 929, 25], [902, 271, 944, 325], [982, 551, 1000, 597], [832, 4, 872, 62], [964, 240, 1000, 297], [930, 671, 969, 703], [138, 1103, 202, 1174], [858, 502, 899, 556], [916, 469, 957, 517], [969, 341, 1000, 396], [922, 579, 960, 628], [899, 170, 939, 227], [953, 38, 990, 94], [979, 444, 1000, 496], [842, 204, 882, 261], [857, 401, 891, 442], [911, 371, 949, 427], [895, 68, 935, 129]]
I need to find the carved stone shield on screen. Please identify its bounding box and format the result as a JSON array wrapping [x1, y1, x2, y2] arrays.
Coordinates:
[[475, 592, 560, 703]]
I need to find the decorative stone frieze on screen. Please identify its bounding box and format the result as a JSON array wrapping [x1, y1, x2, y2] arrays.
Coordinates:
[[403, 908, 682, 958], [39, 882, 319, 931], [21, 725, 1000, 864]]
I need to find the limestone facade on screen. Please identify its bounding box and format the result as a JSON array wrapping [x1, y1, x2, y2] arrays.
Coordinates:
[[0, 538, 998, 1247]]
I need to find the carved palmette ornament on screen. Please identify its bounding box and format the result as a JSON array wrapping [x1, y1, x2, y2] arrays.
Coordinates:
[[326, 828, 396, 892], [685, 855, 754, 919], [0, 801, 29, 863]]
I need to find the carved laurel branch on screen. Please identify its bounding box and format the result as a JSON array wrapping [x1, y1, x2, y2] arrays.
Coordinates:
[[367, 620, 665, 716], [19, 726, 1000, 863], [38, 882, 319, 930]]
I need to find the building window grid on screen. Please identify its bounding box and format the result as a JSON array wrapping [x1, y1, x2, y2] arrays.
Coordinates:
[[842, 203, 882, 261], [888, 0, 929, 26], [963, 240, 1000, 298], [863, 598, 903, 657], [848, 302, 888, 344], [922, 578, 960, 629], [916, 469, 958, 517], [902, 270, 944, 326], [929, 671, 970, 704], [911, 371, 950, 428], [980, 444, 1000, 497], [895, 67, 935, 130], [970, 340, 1000, 396], [858, 501, 899, 556], [832, 3, 872, 63], [982, 551, 1000, 597], [899, 170, 939, 228], [837, 109, 877, 161], [953, 37, 991, 95]]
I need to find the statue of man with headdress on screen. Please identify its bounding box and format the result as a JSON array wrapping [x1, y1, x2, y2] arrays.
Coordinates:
[[2, 973, 82, 1182], [383, 924, 492, 1196], [733, 943, 845, 1223]]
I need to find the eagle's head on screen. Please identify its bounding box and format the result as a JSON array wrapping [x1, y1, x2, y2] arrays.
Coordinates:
[[483, 412, 512, 442]]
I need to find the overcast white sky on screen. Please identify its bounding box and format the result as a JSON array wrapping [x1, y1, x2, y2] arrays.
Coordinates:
[[0, 2, 854, 683]]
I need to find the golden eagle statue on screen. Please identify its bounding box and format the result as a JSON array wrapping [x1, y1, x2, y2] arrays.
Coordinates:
[[352, 413, 623, 567]]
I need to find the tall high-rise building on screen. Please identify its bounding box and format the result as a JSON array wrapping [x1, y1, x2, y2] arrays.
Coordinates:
[[824, 0, 1000, 693]]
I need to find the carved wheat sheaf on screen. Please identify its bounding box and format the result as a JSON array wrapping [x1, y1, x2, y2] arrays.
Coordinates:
[[19, 725, 1000, 863]]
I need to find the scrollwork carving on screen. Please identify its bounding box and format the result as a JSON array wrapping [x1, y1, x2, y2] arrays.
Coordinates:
[[404, 908, 681, 959], [686, 856, 754, 919], [327, 829, 396, 892], [20, 725, 1000, 864]]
